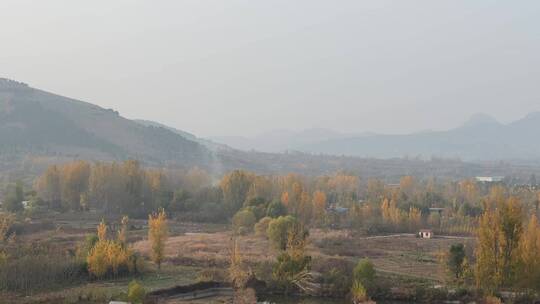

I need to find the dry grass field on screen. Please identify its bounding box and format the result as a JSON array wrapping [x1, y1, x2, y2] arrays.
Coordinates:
[[133, 231, 276, 267], [6, 216, 475, 303], [310, 229, 474, 281], [133, 226, 474, 282]]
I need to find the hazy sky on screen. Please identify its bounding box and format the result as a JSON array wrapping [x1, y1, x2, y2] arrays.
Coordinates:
[[1, 1, 539, 137]]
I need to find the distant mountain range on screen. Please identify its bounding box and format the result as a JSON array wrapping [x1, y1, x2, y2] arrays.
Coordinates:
[[298, 112, 540, 161], [210, 129, 374, 153], [213, 112, 540, 161], [2, 77, 540, 181]]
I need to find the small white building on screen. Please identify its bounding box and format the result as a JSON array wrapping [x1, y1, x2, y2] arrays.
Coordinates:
[[418, 229, 433, 239], [475, 176, 504, 183]]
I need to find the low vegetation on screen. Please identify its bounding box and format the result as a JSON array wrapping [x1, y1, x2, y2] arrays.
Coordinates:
[[1, 160, 540, 303]]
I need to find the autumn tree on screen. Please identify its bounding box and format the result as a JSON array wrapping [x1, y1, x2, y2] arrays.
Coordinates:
[[229, 237, 250, 289], [35, 165, 61, 206], [118, 215, 129, 247], [475, 197, 523, 293], [516, 215, 540, 292], [399, 175, 415, 198], [97, 219, 107, 241], [148, 209, 168, 270], [87, 218, 135, 278], [184, 167, 212, 193], [408, 207, 422, 231], [312, 190, 327, 225], [297, 191, 312, 225], [60, 160, 90, 210], [244, 175, 273, 206], [327, 173, 360, 205], [220, 170, 254, 215], [366, 178, 385, 202]]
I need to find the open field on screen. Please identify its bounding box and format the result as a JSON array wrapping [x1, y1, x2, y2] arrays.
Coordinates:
[[310, 229, 475, 281], [4, 215, 475, 303]]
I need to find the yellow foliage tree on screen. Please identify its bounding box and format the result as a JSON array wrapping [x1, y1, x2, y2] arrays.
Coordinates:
[[87, 218, 135, 278], [475, 197, 523, 293], [281, 192, 290, 209], [149, 209, 168, 270], [87, 240, 109, 278], [408, 207, 422, 231], [312, 190, 327, 225], [517, 215, 540, 292], [97, 219, 107, 241]]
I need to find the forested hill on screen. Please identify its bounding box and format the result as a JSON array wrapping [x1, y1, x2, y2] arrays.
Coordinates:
[[0, 78, 213, 167]]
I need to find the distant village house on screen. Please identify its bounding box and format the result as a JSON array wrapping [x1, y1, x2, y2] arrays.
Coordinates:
[[418, 229, 433, 239]]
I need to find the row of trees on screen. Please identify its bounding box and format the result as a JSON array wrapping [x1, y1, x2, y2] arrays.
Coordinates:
[[439, 193, 540, 299], [34, 160, 211, 216], [29, 161, 540, 236]]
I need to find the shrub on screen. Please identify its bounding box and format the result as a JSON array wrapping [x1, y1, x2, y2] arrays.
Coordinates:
[[254, 217, 272, 237], [267, 216, 297, 250], [87, 240, 134, 278], [266, 200, 287, 218], [272, 251, 311, 294], [321, 267, 353, 297], [353, 258, 376, 290], [351, 280, 368, 303], [198, 268, 229, 282], [127, 280, 146, 304], [232, 210, 256, 235]]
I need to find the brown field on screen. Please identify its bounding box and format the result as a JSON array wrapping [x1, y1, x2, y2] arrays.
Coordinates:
[[7, 216, 475, 303], [133, 226, 475, 282], [310, 229, 475, 280]]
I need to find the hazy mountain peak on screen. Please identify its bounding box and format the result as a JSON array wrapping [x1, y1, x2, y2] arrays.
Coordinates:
[[521, 111, 540, 120], [461, 113, 501, 128]]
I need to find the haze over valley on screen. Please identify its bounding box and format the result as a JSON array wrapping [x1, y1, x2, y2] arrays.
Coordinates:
[[1, 2, 540, 303]]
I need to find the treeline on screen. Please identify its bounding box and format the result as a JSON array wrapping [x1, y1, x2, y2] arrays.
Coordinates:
[[438, 192, 540, 299], [28, 161, 540, 235], [33, 160, 212, 217]]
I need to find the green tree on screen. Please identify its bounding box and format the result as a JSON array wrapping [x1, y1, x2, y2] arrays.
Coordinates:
[[272, 222, 311, 295], [353, 258, 376, 291], [232, 209, 256, 235], [266, 200, 287, 218], [254, 217, 273, 237], [447, 243, 466, 282], [127, 280, 146, 304], [267, 216, 298, 250], [4, 181, 24, 212]]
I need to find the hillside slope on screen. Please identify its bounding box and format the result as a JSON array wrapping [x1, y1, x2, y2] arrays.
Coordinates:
[[0, 78, 212, 166]]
